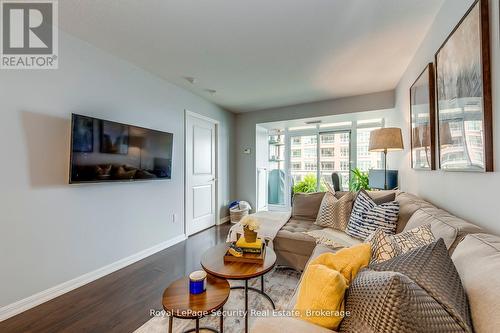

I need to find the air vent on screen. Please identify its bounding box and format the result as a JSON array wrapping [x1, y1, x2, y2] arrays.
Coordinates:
[[305, 120, 322, 125]]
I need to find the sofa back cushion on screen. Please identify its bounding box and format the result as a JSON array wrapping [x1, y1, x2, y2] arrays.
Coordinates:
[[335, 190, 395, 205], [452, 233, 500, 333], [292, 192, 325, 220], [395, 192, 435, 233], [404, 207, 482, 253]]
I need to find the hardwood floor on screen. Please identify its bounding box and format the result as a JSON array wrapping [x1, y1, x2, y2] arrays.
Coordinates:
[[0, 224, 231, 333]]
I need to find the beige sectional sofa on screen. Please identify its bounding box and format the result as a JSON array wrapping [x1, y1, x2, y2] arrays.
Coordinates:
[[252, 191, 500, 333], [274, 190, 402, 271]]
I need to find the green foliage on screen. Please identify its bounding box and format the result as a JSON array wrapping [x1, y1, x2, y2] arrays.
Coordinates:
[[349, 168, 371, 191], [293, 174, 326, 193]]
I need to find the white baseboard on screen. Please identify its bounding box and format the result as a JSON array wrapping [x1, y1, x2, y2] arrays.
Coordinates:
[[0, 234, 187, 322], [219, 216, 230, 224]]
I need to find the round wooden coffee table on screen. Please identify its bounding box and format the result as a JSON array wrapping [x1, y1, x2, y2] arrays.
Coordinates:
[[162, 275, 230, 333], [201, 243, 277, 333]]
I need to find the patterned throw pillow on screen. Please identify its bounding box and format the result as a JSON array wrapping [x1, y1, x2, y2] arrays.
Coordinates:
[[346, 190, 399, 240], [392, 224, 435, 253], [365, 229, 398, 264], [340, 239, 473, 333], [315, 191, 355, 231], [366, 224, 435, 264]]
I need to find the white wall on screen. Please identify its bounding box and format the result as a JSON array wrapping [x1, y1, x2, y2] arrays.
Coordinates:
[[235, 91, 396, 209], [0, 31, 235, 308], [394, 0, 500, 234]]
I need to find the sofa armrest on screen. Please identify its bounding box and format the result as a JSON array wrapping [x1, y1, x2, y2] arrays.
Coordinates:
[[250, 316, 336, 333]]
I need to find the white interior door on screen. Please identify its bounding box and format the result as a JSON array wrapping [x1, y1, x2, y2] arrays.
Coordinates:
[[186, 113, 217, 236]]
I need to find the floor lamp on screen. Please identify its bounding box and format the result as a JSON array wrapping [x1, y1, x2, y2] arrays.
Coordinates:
[[369, 128, 404, 190]]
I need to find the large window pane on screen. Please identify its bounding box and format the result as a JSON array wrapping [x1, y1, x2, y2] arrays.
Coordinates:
[[356, 127, 383, 171], [320, 132, 350, 191], [290, 135, 320, 193]]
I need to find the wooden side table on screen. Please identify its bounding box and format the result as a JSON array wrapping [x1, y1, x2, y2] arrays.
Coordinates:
[[162, 275, 230, 333], [201, 243, 277, 333]]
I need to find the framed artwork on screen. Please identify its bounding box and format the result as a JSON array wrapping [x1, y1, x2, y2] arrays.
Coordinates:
[[435, 0, 493, 172], [72, 115, 94, 153], [410, 63, 436, 170], [100, 120, 129, 154]]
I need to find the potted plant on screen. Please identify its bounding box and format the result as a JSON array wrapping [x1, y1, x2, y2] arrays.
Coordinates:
[[292, 174, 326, 193], [349, 168, 371, 191], [240, 215, 261, 243]]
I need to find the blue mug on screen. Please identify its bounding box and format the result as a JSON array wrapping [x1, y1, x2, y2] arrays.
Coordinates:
[[189, 271, 207, 295]]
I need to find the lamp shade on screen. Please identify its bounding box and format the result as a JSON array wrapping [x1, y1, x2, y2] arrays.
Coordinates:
[[369, 128, 404, 152]]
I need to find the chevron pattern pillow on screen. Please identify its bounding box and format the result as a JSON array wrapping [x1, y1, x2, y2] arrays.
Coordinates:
[[315, 191, 355, 231], [346, 190, 399, 240]]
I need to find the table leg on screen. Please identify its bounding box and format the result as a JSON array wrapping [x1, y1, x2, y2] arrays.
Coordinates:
[[261, 275, 264, 293], [220, 306, 224, 333], [245, 279, 248, 333], [196, 318, 200, 333], [168, 316, 173, 333]]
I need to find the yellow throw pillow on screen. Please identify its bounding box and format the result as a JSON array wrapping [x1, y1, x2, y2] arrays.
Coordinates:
[[294, 243, 371, 330], [309, 243, 371, 285], [294, 264, 348, 329]]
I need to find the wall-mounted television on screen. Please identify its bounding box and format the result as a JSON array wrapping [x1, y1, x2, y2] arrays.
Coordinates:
[[69, 114, 173, 183]]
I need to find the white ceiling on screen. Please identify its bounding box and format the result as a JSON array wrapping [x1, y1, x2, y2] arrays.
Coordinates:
[[59, 0, 444, 113]]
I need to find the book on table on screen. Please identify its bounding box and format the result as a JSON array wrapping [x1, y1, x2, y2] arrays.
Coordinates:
[[236, 237, 263, 253]]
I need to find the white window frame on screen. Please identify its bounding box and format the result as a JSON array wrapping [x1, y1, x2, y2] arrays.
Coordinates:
[[266, 119, 385, 211]]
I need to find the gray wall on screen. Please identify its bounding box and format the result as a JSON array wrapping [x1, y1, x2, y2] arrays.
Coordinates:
[[393, 0, 500, 235], [235, 91, 396, 209], [0, 31, 235, 307]]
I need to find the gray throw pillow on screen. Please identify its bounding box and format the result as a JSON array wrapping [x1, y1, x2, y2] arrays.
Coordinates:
[[340, 239, 472, 333]]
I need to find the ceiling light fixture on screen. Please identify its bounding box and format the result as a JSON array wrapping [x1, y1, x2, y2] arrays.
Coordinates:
[[184, 77, 197, 84]]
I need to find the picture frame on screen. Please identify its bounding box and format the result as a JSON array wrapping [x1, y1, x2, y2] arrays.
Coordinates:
[[410, 63, 436, 170], [435, 0, 493, 172]]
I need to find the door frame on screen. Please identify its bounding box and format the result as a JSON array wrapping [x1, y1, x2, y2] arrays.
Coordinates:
[[185, 110, 220, 236]]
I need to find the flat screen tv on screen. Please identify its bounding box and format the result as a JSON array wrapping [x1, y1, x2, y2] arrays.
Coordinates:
[[69, 114, 173, 183]]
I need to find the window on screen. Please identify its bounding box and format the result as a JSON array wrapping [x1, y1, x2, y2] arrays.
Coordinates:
[[321, 134, 335, 144], [356, 127, 383, 172], [340, 133, 350, 143], [357, 145, 369, 157], [291, 149, 301, 158], [321, 148, 334, 157], [304, 162, 317, 171], [357, 160, 371, 171], [304, 148, 316, 158], [292, 137, 301, 145], [340, 147, 349, 157], [303, 136, 317, 145], [321, 162, 334, 171], [340, 161, 350, 171], [292, 162, 301, 170]]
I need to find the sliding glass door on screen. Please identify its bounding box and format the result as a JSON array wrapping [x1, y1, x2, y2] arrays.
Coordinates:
[[290, 131, 351, 192], [290, 134, 318, 191], [319, 131, 351, 191]]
